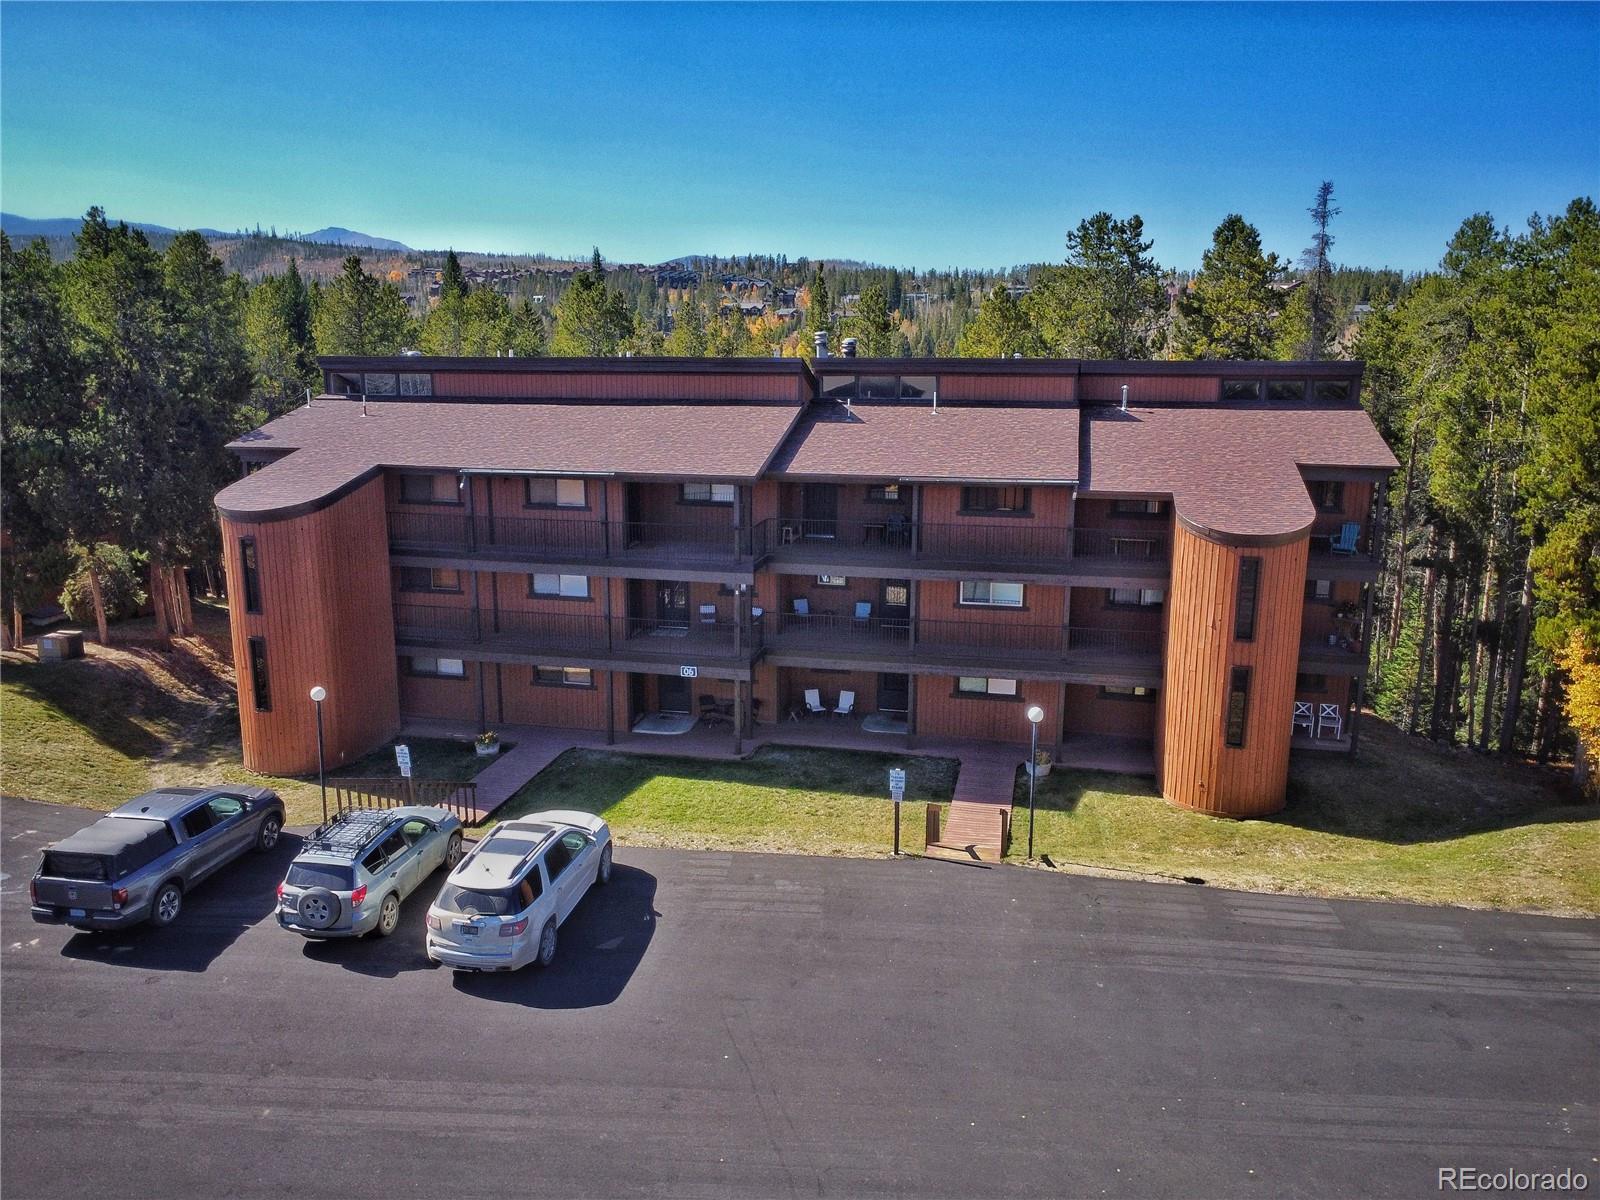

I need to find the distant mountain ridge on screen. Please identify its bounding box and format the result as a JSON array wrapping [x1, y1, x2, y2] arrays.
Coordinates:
[[0, 213, 411, 252]]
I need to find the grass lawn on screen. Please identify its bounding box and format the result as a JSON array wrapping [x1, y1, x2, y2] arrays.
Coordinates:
[[490, 745, 956, 857], [1009, 718, 1599, 915], [4, 609, 1593, 913], [0, 618, 497, 827]]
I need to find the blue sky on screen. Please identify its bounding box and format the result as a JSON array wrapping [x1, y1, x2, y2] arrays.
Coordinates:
[[2, 2, 1595, 271]]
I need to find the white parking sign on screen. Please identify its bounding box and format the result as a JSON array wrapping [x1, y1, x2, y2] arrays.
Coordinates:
[[395, 744, 413, 779]]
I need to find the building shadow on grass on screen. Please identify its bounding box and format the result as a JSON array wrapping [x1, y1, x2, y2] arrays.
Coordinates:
[[58, 834, 302, 973], [448, 863, 658, 1010]]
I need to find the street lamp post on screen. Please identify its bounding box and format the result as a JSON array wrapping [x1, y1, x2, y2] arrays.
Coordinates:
[[1025, 704, 1044, 860], [309, 685, 328, 824]]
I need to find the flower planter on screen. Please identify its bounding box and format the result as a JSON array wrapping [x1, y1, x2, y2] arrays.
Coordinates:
[[1025, 762, 1052, 780], [475, 742, 500, 758]]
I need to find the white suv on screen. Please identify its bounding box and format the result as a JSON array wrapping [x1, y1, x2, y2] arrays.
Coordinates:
[[425, 810, 612, 972]]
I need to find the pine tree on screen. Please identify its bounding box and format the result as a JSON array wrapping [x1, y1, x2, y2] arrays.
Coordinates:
[[844, 282, 894, 355], [550, 248, 631, 355], [1026, 212, 1167, 358], [1173, 214, 1286, 359], [313, 256, 413, 355], [1292, 181, 1341, 360], [440, 249, 468, 301], [804, 266, 832, 356], [667, 295, 709, 356], [957, 285, 1043, 357]]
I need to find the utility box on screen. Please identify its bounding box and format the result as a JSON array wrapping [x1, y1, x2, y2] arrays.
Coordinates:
[[37, 630, 85, 661]]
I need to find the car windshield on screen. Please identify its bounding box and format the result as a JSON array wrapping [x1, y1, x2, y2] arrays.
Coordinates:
[[438, 884, 519, 916], [285, 862, 355, 890]]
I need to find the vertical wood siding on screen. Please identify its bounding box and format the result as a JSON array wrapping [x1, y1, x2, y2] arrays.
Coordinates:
[[1062, 683, 1159, 737], [915, 674, 1059, 744], [497, 665, 610, 729], [221, 477, 400, 775], [1079, 374, 1220, 404], [935, 374, 1076, 403], [1158, 524, 1308, 816]]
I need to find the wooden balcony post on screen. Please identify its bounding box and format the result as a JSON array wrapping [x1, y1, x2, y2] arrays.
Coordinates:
[[605, 670, 616, 745], [906, 673, 918, 749], [601, 479, 612, 558], [471, 571, 483, 642], [910, 485, 922, 559], [463, 472, 476, 551]]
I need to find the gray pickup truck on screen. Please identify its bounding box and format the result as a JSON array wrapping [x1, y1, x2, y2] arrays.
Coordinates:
[[30, 786, 285, 931]]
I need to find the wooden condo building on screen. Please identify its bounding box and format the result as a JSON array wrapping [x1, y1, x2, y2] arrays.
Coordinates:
[[216, 354, 1396, 818]]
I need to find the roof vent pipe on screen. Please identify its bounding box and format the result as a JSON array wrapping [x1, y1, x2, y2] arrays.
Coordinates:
[[362, 394, 369, 417], [813, 331, 829, 358], [841, 337, 858, 358], [1120, 384, 1129, 412]]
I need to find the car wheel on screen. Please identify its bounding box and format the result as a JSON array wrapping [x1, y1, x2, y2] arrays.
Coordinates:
[[150, 881, 183, 928], [536, 918, 558, 968], [597, 843, 613, 885], [296, 887, 340, 932], [444, 832, 464, 870], [374, 893, 400, 938], [255, 815, 282, 852]]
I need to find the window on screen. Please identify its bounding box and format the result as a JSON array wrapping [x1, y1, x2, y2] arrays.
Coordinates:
[[859, 375, 899, 399], [680, 482, 736, 504], [239, 538, 262, 614], [900, 375, 937, 401], [398, 372, 432, 397], [542, 840, 574, 883], [1313, 379, 1352, 404], [362, 373, 398, 396], [399, 473, 458, 505], [409, 656, 466, 678], [866, 484, 902, 503], [957, 677, 1019, 697], [1296, 673, 1328, 693], [525, 477, 586, 508], [1234, 558, 1261, 641], [816, 575, 849, 588], [535, 665, 592, 687], [1309, 480, 1345, 512], [819, 375, 857, 401], [1108, 587, 1164, 607], [882, 582, 909, 608], [399, 566, 461, 593], [401, 818, 434, 845], [530, 573, 589, 599], [206, 795, 245, 823], [1222, 379, 1261, 402], [1306, 578, 1334, 602], [1267, 379, 1307, 404], [960, 580, 1024, 607], [961, 486, 1031, 515], [1101, 685, 1157, 700], [559, 829, 589, 854], [248, 637, 271, 712], [181, 803, 215, 839], [1225, 666, 1251, 748], [1112, 499, 1164, 516], [1109, 536, 1158, 559]]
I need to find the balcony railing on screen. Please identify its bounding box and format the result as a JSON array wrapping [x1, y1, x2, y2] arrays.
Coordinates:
[[393, 603, 757, 661], [1069, 527, 1170, 564], [762, 516, 1168, 569], [388, 509, 763, 564], [762, 611, 1162, 665]]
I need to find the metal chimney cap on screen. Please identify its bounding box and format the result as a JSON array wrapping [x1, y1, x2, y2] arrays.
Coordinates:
[[813, 330, 830, 358], [841, 337, 858, 357]]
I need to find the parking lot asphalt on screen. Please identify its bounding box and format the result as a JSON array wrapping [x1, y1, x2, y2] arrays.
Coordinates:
[[2, 795, 1596, 1199]]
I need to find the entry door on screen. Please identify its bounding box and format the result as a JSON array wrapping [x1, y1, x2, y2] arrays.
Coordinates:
[[656, 581, 689, 625], [658, 673, 692, 714], [878, 673, 910, 714], [802, 484, 839, 538], [624, 482, 644, 546]]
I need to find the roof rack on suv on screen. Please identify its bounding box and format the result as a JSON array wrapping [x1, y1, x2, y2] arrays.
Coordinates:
[[305, 808, 398, 859]]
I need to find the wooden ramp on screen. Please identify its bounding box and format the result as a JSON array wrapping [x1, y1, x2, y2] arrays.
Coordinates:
[[925, 801, 1010, 864]]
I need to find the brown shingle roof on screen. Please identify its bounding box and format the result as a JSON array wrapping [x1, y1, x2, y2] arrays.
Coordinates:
[[770, 404, 1080, 483], [1083, 405, 1399, 540], [216, 398, 803, 518]]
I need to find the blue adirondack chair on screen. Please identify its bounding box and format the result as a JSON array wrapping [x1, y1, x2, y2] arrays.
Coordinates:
[[1329, 522, 1360, 555]]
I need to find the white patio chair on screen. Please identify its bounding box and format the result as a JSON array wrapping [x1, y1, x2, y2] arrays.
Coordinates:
[[793, 598, 810, 616], [698, 604, 717, 625], [1317, 703, 1344, 740], [833, 690, 856, 718], [1292, 701, 1314, 737], [804, 688, 826, 716]]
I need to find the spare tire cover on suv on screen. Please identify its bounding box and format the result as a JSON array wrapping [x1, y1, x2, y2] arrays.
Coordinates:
[[297, 887, 341, 930]]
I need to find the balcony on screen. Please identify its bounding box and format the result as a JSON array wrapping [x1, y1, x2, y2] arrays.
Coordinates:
[[393, 603, 757, 664], [761, 611, 1162, 676], [388, 509, 764, 570], [1306, 521, 1379, 578], [761, 517, 1169, 578], [1298, 634, 1368, 676]]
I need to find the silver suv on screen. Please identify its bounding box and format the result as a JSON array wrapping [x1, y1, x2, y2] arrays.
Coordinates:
[[277, 806, 464, 939]]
